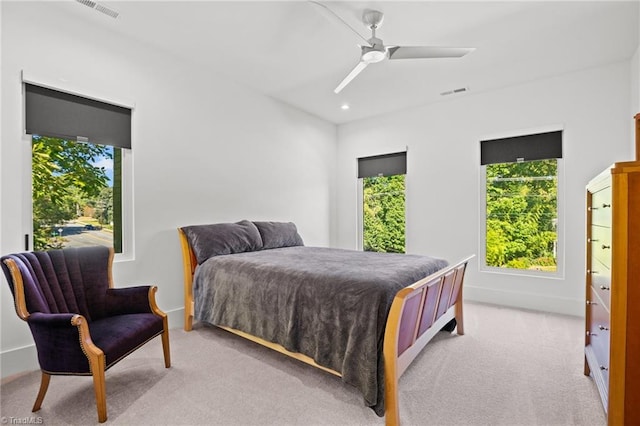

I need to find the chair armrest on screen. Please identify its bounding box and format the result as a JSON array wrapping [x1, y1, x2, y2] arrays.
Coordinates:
[[26, 312, 101, 374], [27, 312, 77, 327], [105, 286, 154, 315]]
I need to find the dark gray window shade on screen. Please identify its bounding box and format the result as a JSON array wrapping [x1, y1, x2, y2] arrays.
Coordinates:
[[358, 151, 407, 178], [480, 131, 562, 165], [25, 83, 131, 149]]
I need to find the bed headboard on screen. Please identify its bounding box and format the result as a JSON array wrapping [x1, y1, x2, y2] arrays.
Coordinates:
[[178, 228, 197, 275], [178, 221, 305, 330], [178, 228, 197, 330]]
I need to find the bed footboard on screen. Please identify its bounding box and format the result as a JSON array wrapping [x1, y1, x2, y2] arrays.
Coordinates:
[[382, 255, 474, 426]]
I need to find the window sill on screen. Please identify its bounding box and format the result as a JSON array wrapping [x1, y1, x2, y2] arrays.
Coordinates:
[[479, 266, 565, 280]]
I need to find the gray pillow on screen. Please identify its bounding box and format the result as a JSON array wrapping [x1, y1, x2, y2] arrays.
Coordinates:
[[181, 220, 263, 264], [253, 221, 304, 250]]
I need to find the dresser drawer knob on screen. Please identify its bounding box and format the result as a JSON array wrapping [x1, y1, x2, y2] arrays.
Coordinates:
[[588, 238, 599, 243], [589, 270, 599, 275], [598, 325, 609, 331], [601, 244, 611, 249], [602, 203, 611, 208], [600, 365, 608, 371], [599, 285, 610, 291], [586, 300, 597, 305]]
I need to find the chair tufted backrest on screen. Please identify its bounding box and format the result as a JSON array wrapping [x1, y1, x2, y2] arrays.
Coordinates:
[[1, 246, 113, 322]]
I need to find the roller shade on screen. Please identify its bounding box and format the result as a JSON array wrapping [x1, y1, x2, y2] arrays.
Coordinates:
[[481, 131, 562, 165], [25, 83, 131, 149], [358, 151, 407, 178]]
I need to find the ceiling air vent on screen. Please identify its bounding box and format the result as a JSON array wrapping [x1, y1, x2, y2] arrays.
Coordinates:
[[76, 0, 119, 19], [440, 87, 469, 96], [76, 0, 97, 7]]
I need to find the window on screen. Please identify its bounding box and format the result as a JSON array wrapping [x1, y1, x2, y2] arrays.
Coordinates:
[[480, 131, 562, 274], [363, 175, 406, 253], [24, 80, 132, 256], [31, 136, 123, 252], [358, 152, 406, 253]]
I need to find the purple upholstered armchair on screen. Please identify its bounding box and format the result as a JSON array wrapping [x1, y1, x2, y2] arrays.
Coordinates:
[[1, 246, 171, 423]]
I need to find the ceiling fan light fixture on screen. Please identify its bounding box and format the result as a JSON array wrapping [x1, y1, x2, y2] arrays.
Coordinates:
[[361, 39, 387, 64], [362, 49, 386, 63]]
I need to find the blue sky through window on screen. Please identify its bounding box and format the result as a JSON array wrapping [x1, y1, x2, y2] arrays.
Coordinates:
[[91, 145, 114, 186]]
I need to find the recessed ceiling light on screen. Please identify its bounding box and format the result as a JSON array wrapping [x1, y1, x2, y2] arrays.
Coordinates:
[[341, 104, 350, 110]]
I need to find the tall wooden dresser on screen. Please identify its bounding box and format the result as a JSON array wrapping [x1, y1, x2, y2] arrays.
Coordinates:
[[584, 116, 640, 424]]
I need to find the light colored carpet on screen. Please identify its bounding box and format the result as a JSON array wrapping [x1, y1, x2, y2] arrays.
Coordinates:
[[0, 302, 606, 425]]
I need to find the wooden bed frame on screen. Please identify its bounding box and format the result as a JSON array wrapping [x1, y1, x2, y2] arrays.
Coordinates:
[[178, 228, 473, 425]]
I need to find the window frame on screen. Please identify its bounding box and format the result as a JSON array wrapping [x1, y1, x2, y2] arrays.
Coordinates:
[[117, 146, 134, 261], [356, 177, 364, 251], [22, 72, 135, 261], [478, 128, 565, 279], [357, 174, 407, 253], [356, 150, 408, 252], [26, 137, 134, 262]]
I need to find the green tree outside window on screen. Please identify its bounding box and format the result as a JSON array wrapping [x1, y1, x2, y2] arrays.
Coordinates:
[[363, 174, 406, 253], [485, 159, 558, 271]]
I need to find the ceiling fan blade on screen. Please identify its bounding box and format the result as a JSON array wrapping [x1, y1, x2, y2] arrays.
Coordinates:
[[308, 1, 372, 47], [388, 46, 475, 60], [334, 61, 368, 93]]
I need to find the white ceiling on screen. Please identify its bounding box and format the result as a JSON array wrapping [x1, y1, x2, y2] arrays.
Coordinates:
[[62, 1, 639, 124]]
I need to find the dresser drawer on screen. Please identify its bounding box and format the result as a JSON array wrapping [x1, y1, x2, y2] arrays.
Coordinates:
[[585, 344, 609, 393], [589, 258, 611, 310], [589, 225, 612, 269], [589, 186, 612, 226], [586, 288, 610, 375], [585, 268, 611, 404]]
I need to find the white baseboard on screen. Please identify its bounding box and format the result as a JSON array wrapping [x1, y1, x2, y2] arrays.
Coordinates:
[[0, 307, 185, 380], [166, 307, 184, 330], [1, 344, 39, 380], [464, 285, 584, 317]]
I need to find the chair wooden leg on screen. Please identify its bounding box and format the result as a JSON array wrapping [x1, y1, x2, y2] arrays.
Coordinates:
[[161, 321, 171, 368], [91, 367, 107, 423], [71, 314, 108, 422], [86, 353, 107, 423], [32, 372, 50, 412]]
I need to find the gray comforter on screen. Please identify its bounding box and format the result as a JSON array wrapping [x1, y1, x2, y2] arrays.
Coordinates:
[[193, 246, 448, 416]]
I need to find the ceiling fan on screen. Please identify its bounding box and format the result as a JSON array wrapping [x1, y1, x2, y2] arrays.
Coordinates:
[[311, 2, 475, 94]]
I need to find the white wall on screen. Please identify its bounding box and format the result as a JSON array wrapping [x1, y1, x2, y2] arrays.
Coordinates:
[[632, 45, 640, 152], [336, 62, 632, 317], [633, 5, 640, 154], [0, 3, 336, 377]]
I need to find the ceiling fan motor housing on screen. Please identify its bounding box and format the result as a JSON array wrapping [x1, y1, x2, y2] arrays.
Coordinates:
[[361, 37, 386, 63]]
